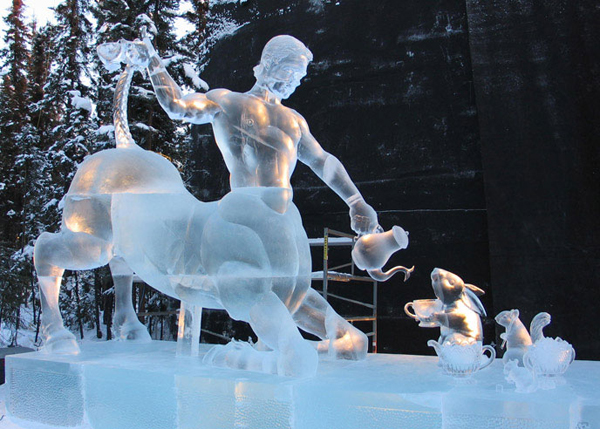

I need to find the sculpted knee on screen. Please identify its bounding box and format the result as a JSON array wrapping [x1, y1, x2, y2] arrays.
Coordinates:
[[34, 233, 63, 276]]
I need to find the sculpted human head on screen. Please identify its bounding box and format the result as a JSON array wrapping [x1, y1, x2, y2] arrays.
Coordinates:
[[253, 35, 313, 99]]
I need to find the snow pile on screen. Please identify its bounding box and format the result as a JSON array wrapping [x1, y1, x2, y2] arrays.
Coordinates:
[[183, 63, 209, 91], [67, 90, 94, 113]]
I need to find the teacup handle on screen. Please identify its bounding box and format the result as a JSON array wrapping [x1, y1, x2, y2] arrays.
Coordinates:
[[479, 345, 496, 370], [404, 302, 418, 320], [523, 352, 533, 371], [569, 347, 576, 365]]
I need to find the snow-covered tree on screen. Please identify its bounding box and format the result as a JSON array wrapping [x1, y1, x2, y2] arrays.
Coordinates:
[[0, 0, 30, 244], [0, 0, 33, 346], [0, 0, 214, 345]]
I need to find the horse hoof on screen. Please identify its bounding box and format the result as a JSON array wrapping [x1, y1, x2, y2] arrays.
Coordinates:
[[120, 321, 151, 342], [42, 329, 80, 355], [328, 330, 368, 361]]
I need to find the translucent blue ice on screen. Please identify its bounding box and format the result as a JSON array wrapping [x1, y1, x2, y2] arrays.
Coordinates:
[[33, 35, 412, 377]]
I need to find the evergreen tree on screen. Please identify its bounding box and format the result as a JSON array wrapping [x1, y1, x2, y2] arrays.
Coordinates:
[[177, 0, 213, 198], [28, 23, 54, 149], [181, 0, 209, 55], [41, 0, 95, 182], [0, 0, 30, 244], [38, 0, 100, 340], [0, 0, 32, 346]]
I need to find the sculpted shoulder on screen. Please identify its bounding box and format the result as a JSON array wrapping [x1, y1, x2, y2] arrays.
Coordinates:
[[206, 89, 256, 118], [206, 88, 232, 104], [289, 109, 311, 140]]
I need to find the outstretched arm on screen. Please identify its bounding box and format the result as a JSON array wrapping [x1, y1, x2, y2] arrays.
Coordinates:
[[297, 118, 379, 235], [132, 38, 220, 124]]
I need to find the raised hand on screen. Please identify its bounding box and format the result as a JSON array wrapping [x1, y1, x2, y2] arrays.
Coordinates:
[[121, 38, 155, 69], [97, 38, 156, 71]]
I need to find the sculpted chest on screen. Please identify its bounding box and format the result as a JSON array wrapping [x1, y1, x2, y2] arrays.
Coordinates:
[[214, 94, 302, 157]]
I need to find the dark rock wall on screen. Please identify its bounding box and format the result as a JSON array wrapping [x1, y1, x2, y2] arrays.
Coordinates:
[[187, 0, 599, 358]]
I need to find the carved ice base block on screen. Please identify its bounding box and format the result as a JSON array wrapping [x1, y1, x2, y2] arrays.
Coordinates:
[[6, 341, 600, 429]]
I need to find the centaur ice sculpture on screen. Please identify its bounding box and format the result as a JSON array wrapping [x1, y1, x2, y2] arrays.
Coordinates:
[[33, 30, 412, 377]]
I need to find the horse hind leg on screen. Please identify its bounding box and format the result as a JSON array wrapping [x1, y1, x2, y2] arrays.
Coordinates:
[[34, 229, 112, 354], [203, 261, 318, 377], [109, 256, 150, 342], [292, 288, 368, 360]]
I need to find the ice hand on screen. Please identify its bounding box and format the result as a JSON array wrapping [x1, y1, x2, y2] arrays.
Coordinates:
[[349, 199, 379, 235], [97, 38, 155, 71], [123, 39, 153, 69]]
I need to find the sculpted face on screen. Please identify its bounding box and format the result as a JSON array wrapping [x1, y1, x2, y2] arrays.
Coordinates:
[[261, 55, 309, 100], [431, 268, 464, 303]]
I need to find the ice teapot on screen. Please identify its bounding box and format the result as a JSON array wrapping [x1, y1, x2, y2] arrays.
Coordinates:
[[351, 225, 414, 281]]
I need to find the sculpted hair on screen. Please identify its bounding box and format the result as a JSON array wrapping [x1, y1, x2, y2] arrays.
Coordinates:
[[253, 35, 313, 79]]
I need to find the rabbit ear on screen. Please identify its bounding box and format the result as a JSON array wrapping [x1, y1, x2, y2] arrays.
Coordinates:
[[465, 283, 485, 296], [462, 288, 487, 316]]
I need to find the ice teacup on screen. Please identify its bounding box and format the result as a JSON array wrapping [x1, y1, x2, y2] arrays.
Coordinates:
[[523, 337, 575, 376], [404, 299, 442, 327]]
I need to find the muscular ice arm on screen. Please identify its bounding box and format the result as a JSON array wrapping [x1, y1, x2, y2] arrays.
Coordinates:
[[297, 121, 379, 235], [143, 40, 220, 124]]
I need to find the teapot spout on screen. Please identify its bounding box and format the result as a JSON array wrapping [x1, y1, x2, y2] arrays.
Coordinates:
[[367, 265, 415, 282]]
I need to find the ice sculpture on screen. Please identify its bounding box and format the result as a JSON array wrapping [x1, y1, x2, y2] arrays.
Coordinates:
[[404, 299, 442, 327], [427, 340, 495, 378], [413, 268, 487, 345], [405, 268, 495, 376], [496, 310, 575, 374], [32, 33, 410, 377], [503, 359, 538, 393], [351, 225, 414, 281], [496, 310, 575, 392], [524, 335, 575, 376], [495, 309, 538, 366]]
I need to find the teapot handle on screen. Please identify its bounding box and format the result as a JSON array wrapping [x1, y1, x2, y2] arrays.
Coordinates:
[[479, 345, 496, 370]]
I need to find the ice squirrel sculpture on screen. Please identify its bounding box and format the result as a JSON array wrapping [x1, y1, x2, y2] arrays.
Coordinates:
[[32, 25, 412, 377], [495, 309, 550, 366], [497, 310, 575, 391]]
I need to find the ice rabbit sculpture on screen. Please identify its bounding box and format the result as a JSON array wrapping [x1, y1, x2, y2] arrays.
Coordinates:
[[406, 268, 495, 377], [33, 34, 410, 377]]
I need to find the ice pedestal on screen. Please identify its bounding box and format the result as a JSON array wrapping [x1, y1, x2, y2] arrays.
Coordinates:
[[5, 341, 600, 429]]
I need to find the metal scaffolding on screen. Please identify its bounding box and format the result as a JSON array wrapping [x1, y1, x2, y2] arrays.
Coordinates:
[[309, 228, 378, 353]]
